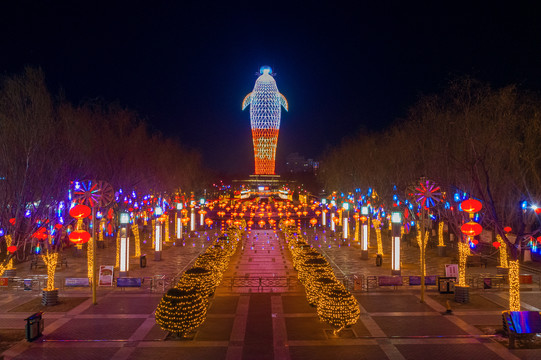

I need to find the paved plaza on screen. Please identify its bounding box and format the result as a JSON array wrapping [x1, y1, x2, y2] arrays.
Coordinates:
[[1, 228, 541, 359]]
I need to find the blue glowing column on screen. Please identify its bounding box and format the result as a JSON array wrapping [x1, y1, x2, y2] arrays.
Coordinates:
[[391, 212, 402, 275], [176, 203, 182, 240], [360, 206, 369, 260], [119, 212, 130, 277], [342, 203, 349, 239], [154, 207, 163, 261]]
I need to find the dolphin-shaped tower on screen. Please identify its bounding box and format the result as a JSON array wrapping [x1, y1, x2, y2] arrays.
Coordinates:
[[242, 66, 288, 175]]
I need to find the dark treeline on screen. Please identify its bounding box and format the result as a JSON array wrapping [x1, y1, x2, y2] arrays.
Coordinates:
[[0, 67, 208, 244], [319, 77, 541, 258]]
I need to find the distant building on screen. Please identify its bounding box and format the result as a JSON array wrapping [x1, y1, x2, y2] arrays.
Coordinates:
[[285, 153, 319, 174]]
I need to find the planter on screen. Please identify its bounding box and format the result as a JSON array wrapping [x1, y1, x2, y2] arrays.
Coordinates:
[[437, 245, 447, 257], [3, 269, 16, 277], [42, 289, 59, 306], [454, 285, 469, 303], [496, 266, 509, 275], [519, 274, 532, 284]]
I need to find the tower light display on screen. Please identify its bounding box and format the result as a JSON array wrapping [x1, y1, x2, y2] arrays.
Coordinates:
[[242, 66, 288, 175]]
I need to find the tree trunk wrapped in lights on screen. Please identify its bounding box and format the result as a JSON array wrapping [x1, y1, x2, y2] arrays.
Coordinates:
[[317, 287, 360, 335], [164, 214, 170, 242], [177, 267, 218, 299], [155, 287, 208, 337], [42, 251, 58, 291], [458, 241, 470, 287], [438, 221, 444, 246], [416, 224, 429, 276], [151, 219, 156, 248], [115, 231, 120, 268], [496, 235, 509, 269], [1, 235, 15, 275], [133, 224, 141, 257], [508, 259, 520, 311], [87, 237, 94, 280], [373, 219, 383, 255]]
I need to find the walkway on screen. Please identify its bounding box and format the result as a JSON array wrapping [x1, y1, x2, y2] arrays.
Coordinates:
[[1, 229, 541, 359]]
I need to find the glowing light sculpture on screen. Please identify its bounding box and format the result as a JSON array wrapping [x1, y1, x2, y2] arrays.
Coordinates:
[[242, 66, 288, 175]]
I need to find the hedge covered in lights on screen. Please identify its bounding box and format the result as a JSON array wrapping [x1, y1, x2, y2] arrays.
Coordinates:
[[155, 225, 243, 336], [280, 220, 360, 334], [155, 287, 208, 336]]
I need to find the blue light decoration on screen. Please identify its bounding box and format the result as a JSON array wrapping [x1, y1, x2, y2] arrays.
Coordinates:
[[0, 228, 4, 236], [24, 209, 31, 218], [521, 201, 528, 210], [242, 65, 288, 175]]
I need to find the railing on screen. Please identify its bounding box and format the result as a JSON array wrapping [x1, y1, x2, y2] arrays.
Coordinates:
[[220, 276, 300, 291]]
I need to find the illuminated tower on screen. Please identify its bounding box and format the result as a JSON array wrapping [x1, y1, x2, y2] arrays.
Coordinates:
[[242, 66, 288, 175]]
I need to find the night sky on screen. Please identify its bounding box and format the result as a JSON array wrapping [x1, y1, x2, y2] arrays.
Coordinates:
[[2, 1, 541, 175]]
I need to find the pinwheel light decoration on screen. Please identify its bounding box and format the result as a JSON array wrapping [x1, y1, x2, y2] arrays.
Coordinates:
[[414, 179, 442, 209]]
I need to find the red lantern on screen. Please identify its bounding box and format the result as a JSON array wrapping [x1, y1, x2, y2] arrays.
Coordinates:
[[69, 204, 91, 219], [333, 217, 340, 224], [32, 228, 48, 240], [69, 230, 90, 244], [54, 224, 63, 230], [461, 221, 483, 236], [310, 218, 317, 226], [7, 245, 17, 253], [460, 199, 482, 213], [9, 218, 16, 225], [205, 218, 213, 226], [493, 241, 501, 249], [503, 226, 512, 233], [471, 239, 479, 245]]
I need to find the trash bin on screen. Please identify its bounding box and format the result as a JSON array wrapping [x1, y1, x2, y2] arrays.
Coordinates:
[[140, 254, 147, 268], [438, 276, 455, 294], [376, 254, 383, 267], [25, 312, 44, 342]]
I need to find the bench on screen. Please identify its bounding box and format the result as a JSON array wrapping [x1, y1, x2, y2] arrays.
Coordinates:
[[377, 276, 403, 289], [408, 275, 438, 286], [466, 255, 487, 268], [502, 311, 541, 349], [65, 278, 90, 287], [116, 277, 142, 288], [30, 255, 68, 270]]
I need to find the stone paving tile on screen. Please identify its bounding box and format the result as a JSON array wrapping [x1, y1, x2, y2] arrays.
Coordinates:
[[372, 315, 468, 337], [129, 346, 228, 360], [81, 295, 162, 314], [282, 295, 317, 314], [517, 292, 541, 309], [289, 345, 387, 360], [143, 323, 167, 341], [395, 343, 504, 360], [285, 317, 328, 341], [356, 294, 434, 313], [14, 346, 120, 360], [195, 317, 235, 341], [456, 314, 503, 326], [46, 318, 146, 340], [208, 296, 239, 314]]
